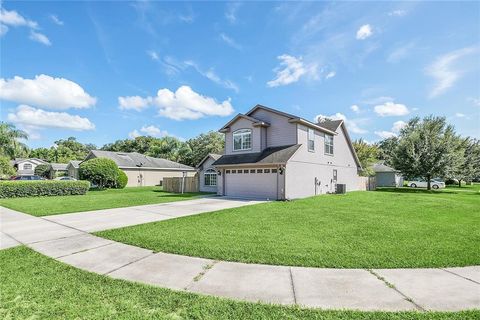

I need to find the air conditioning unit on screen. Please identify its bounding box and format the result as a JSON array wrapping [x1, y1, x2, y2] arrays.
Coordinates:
[[336, 184, 346, 194]]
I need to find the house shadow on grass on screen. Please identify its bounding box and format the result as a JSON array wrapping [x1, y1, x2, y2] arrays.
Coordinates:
[[374, 187, 460, 195]]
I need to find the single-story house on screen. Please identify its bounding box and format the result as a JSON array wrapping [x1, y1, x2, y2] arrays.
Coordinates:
[[78, 150, 196, 187], [198, 104, 363, 200], [196, 153, 222, 192], [11, 158, 49, 176], [372, 162, 404, 187], [48, 163, 68, 179], [66, 160, 82, 179]]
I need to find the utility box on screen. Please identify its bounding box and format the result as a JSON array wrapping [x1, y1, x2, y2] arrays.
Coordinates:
[[336, 184, 346, 194]]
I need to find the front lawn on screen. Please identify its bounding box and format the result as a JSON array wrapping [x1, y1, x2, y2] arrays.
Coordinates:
[[0, 186, 205, 216], [1, 246, 476, 320], [97, 185, 480, 268]]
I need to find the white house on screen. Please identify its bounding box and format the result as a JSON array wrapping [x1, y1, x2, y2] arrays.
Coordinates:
[[12, 158, 49, 176], [198, 105, 363, 200]]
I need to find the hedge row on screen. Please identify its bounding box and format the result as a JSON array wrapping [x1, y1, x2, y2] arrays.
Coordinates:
[[0, 180, 91, 198]]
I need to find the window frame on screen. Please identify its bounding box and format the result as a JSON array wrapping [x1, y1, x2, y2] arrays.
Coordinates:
[[232, 129, 252, 151], [324, 134, 334, 155], [308, 128, 315, 152], [204, 168, 217, 186], [23, 163, 33, 170]]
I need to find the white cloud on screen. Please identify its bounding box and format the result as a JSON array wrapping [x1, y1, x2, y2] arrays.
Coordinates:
[[388, 10, 407, 17], [350, 105, 360, 113], [220, 33, 242, 50], [267, 54, 318, 87], [374, 102, 410, 117], [356, 24, 372, 40], [184, 60, 239, 93], [128, 125, 179, 140], [0, 7, 37, 28], [154, 86, 234, 120], [0, 74, 97, 110], [375, 130, 397, 139], [50, 14, 64, 26], [118, 96, 152, 111], [468, 97, 480, 107], [29, 30, 51, 46], [455, 113, 466, 118], [0, 24, 7, 36], [128, 129, 141, 139], [7, 105, 95, 131], [392, 120, 407, 133], [387, 42, 415, 63], [225, 2, 241, 24], [426, 46, 478, 98], [315, 112, 367, 134], [325, 71, 336, 79], [147, 50, 159, 61]]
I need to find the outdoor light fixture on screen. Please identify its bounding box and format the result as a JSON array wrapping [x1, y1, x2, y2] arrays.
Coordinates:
[[217, 170, 222, 176], [278, 167, 284, 175]]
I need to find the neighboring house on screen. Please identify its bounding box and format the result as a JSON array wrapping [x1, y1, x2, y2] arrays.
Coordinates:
[[197, 153, 222, 192], [372, 162, 404, 187], [12, 158, 49, 176], [78, 150, 196, 187], [48, 163, 68, 179], [212, 104, 363, 200], [66, 160, 82, 179]]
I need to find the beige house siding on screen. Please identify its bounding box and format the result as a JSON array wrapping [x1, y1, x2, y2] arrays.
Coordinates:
[[249, 108, 297, 147], [121, 168, 195, 187], [198, 157, 218, 193], [224, 118, 262, 155]]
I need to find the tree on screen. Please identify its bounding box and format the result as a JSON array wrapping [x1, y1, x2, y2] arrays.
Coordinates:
[[376, 137, 398, 167], [34, 164, 51, 178], [452, 138, 480, 187], [0, 122, 29, 159], [392, 116, 464, 190], [0, 156, 15, 179], [29, 137, 96, 163], [352, 139, 378, 176], [79, 158, 119, 189], [186, 131, 224, 167]]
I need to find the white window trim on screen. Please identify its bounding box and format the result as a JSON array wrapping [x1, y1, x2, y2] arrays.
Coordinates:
[[325, 134, 334, 155], [308, 128, 315, 152], [233, 128, 252, 151], [204, 168, 217, 186]]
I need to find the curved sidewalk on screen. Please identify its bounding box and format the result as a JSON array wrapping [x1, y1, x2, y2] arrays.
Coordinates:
[[1, 201, 479, 312]]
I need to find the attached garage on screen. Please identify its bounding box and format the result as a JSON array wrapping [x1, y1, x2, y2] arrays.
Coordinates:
[[224, 168, 279, 200]]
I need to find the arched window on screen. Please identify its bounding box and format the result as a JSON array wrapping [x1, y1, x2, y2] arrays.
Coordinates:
[[204, 168, 217, 186], [233, 129, 252, 151]]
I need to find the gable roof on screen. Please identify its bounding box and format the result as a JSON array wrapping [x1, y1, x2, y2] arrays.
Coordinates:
[[67, 160, 82, 169], [213, 144, 301, 166], [372, 162, 398, 173], [196, 153, 222, 168], [317, 119, 343, 132], [86, 150, 195, 171], [13, 158, 49, 165], [219, 113, 270, 132], [50, 163, 68, 171]]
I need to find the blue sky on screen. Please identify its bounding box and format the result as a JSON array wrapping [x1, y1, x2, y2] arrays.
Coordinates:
[[1, 1, 479, 148]]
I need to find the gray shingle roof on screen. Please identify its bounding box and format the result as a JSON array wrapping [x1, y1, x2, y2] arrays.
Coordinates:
[[316, 119, 343, 132], [89, 150, 194, 170], [372, 162, 398, 173], [50, 163, 68, 171], [213, 145, 300, 166], [68, 160, 82, 168]]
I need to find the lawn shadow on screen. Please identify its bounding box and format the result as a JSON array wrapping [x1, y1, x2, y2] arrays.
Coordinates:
[[374, 187, 459, 195]]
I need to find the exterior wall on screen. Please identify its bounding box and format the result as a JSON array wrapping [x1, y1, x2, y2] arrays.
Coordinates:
[[17, 160, 40, 176], [224, 118, 262, 155], [284, 124, 361, 199], [376, 172, 396, 187], [249, 108, 297, 147], [198, 157, 218, 193], [121, 168, 195, 187], [68, 166, 79, 179]]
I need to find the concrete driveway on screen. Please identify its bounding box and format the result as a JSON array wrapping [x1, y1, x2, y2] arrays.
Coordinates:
[[43, 196, 264, 232]]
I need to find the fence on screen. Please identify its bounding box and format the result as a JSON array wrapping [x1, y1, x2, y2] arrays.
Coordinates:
[[359, 176, 376, 191], [163, 176, 199, 193]]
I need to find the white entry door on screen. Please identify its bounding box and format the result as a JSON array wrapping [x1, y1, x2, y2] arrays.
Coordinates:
[[224, 168, 278, 200]]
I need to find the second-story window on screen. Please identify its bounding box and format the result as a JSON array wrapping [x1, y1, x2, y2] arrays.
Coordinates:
[[233, 129, 252, 151], [308, 128, 315, 152], [325, 134, 334, 155]]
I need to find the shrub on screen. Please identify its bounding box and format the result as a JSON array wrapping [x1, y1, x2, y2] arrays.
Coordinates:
[[116, 169, 128, 189], [34, 164, 51, 178], [79, 158, 119, 189], [0, 156, 15, 179], [0, 180, 90, 198]]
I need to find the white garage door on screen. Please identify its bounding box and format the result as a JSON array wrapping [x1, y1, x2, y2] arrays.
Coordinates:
[[225, 168, 278, 200]]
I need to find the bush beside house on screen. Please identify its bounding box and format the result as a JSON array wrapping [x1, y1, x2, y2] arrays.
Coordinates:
[[79, 158, 119, 189], [0, 180, 90, 198], [34, 164, 51, 178], [116, 170, 128, 189]]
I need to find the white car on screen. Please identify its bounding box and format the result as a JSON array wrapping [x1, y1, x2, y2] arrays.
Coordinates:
[[54, 176, 77, 181], [408, 179, 445, 189]]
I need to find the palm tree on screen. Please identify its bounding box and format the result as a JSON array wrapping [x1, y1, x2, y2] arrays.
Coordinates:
[[0, 122, 29, 159]]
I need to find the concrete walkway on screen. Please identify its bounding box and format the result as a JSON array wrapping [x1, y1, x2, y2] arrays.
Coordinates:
[[1, 200, 479, 312]]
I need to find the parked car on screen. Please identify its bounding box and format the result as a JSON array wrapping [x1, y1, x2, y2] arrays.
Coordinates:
[[10, 175, 45, 181], [408, 178, 445, 189], [54, 176, 77, 181]]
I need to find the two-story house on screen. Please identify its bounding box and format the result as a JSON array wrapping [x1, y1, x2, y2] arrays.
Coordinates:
[[199, 104, 362, 200]]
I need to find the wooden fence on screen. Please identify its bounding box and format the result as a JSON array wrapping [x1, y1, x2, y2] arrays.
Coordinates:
[[359, 176, 376, 191], [163, 176, 199, 193]]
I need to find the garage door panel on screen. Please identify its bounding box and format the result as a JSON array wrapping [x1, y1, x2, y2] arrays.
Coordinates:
[[225, 168, 277, 200]]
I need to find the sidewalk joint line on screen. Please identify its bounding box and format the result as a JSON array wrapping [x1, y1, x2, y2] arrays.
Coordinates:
[[54, 242, 115, 259], [440, 268, 480, 285], [367, 269, 425, 311], [103, 251, 155, 276], [289, 267, 297, 304]]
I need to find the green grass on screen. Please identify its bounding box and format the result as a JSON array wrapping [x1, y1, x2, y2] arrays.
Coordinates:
[[0, 186, 206, 216], [1, 246, 477, 320], [97, 185, 480, 269]]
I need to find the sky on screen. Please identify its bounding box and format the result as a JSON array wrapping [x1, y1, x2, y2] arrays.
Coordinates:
[[1, 1, 479, 149]]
